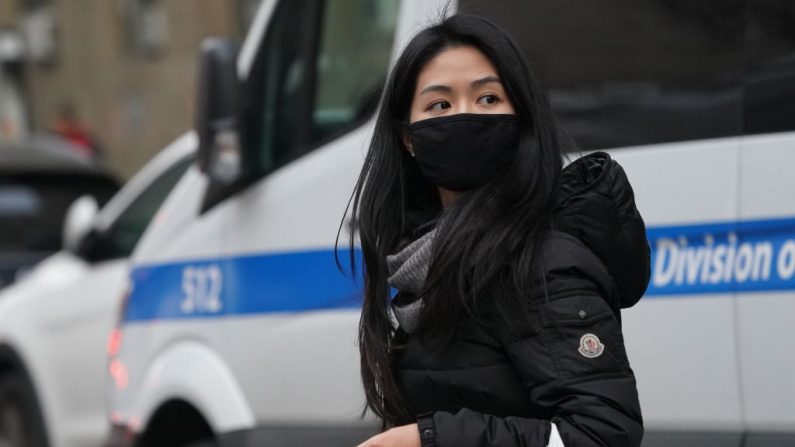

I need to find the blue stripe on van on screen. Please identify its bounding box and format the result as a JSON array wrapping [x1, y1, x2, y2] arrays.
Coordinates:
[[645, 216, 795, 296], [125, 249, 363, 322], [124, 216, 795, 322]]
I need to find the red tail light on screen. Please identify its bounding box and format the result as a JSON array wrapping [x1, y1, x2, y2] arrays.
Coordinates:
[[107, 328, 123, 357]]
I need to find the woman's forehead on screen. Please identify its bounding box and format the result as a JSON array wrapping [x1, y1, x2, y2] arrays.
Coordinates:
[[415, 46, 500, 93]]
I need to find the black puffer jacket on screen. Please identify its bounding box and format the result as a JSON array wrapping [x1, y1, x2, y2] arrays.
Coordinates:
[[391, 152, 650, 447]]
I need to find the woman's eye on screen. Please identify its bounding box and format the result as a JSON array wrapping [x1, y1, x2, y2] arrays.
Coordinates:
[[429, 101, 451, 112], [478, 95, 499, 105]]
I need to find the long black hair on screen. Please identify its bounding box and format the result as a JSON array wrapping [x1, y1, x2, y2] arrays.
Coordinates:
[[336, 13, 572, 427]]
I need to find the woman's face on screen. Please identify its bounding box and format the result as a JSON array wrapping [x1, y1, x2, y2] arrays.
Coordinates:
[[405, 45, 517, 207], [409, 45, 515, 124]]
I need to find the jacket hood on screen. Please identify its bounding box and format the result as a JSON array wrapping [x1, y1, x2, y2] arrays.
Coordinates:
[[553, 151, 650, 308]]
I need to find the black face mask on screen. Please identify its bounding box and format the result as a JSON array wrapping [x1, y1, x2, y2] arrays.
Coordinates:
[[408, 113, 519, 192]]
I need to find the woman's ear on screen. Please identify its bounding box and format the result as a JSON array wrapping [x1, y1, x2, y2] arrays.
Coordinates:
[[402, 129, 415, 157]]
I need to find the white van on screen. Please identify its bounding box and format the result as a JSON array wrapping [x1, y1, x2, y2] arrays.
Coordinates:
[[107, 0, 795, 446], [0, 136, 194, 447]]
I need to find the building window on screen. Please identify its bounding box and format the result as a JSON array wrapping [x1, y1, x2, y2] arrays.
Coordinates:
[[20, 0, 57, 65], [236, 0, 261, 33], [119, 0, 169, 58]]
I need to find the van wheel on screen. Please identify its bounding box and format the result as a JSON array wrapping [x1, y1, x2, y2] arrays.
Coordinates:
[[0, 375, 46, 447]]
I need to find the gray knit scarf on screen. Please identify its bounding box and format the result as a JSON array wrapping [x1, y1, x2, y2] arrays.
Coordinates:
[[386, 227, 437, 333]]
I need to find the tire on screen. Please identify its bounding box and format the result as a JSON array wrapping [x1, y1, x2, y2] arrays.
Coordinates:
[[0, 374, 47, 447]]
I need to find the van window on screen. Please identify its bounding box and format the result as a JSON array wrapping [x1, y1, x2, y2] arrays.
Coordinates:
[[459, 0, 746, 150], [312, 0, 399, 142], [743, 0, 795, 135], [242, 0, 399, 175], [83, 155, 194, 262]]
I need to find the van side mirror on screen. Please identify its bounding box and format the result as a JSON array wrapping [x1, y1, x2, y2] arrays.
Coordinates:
[[63, 195, 99, 254], [195, 38, 241, 185]]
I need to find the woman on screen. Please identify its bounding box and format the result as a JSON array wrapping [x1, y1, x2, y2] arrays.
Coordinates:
[[339, 13, 650, 447]]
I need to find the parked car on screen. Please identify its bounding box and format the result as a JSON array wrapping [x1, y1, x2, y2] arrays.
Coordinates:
[[0, 136, 119, 289], [0, 134, 195, 447]]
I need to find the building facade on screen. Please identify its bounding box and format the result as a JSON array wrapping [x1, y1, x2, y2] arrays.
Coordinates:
[[1, 0, 258, 178]]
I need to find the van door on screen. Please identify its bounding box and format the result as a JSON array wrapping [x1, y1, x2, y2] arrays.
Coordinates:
[[737, 1, 795, 445], [200, 0, 438, 437], [457, 1, 746, 444]]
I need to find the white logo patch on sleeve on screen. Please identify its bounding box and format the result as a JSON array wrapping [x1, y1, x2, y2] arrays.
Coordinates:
[[578, 333, 605, 358]]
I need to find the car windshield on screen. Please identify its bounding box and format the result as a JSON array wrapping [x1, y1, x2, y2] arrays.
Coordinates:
[[0, 173, 118, 252]]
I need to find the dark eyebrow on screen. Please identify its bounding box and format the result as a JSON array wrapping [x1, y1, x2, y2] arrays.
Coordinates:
[[471, 76, 502, 88], [419, 84, 453, 95]]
